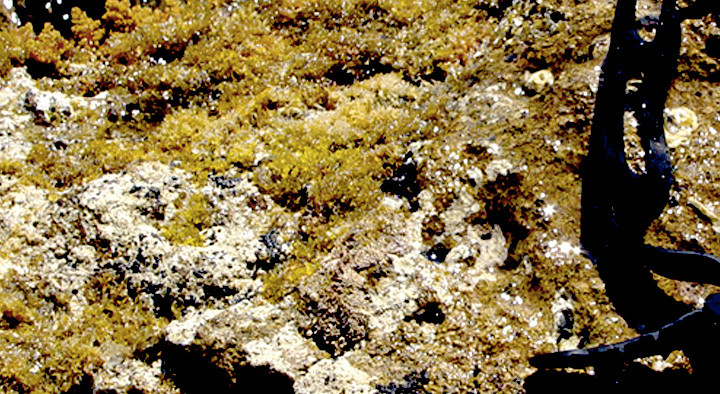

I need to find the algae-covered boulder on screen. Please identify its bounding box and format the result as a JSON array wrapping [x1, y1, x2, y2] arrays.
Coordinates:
[[0, 0, 718, 392]]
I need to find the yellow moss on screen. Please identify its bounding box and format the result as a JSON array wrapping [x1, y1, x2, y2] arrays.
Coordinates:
[[180, 6, 288, 84], [99, 1, 225, 68], [25, 144, 84, 189], [80, 139, 144, 178], [0, 159, 24, 175], [71, 8, 104, 46], [262, 258, 320, 302], [0, 295, 36, 329], [149, 108, 237, 180], [0, 272, 165, 393], [226, 139, 258, 170], [151, 108, 215, 153], [27, 23, 71, 67], [0, 25, 33, 78], [161, 193, 213, 246], [253, 77, 418, 216], [103, 0, 137, 33]]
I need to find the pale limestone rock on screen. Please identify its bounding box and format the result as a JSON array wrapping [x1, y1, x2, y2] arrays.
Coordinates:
[[165, 307, 225, 346], [244, 322, 325, 378], [94, 360, 179, 394], [439, 186, 480, 235], [485, 159, 513, 182], [294, 357, 374, 394]]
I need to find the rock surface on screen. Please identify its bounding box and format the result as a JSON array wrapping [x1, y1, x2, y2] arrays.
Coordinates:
[[0, 0, 718, 392]]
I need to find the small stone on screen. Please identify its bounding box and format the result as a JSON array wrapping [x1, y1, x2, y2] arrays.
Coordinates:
[[664, 107, 698, 148], [466, 166, 484, 185], [524, 69, 554, 95], [485, 159, 513, 182]]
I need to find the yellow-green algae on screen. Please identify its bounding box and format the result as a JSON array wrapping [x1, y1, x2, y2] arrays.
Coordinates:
[[0, 271, 164, 393], [160, 192, 213, 247], [0, 0, 719, 391]]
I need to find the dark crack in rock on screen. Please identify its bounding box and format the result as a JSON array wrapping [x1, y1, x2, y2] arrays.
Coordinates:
[[381, 153, 421, 212], [404, 302, 445, 325], [161, 342, 294, 394]]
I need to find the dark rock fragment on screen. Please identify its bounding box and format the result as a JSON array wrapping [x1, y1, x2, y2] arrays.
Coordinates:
[[210, 175, 241, 189]]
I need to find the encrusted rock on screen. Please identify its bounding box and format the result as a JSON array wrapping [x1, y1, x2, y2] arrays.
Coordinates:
[[664, 106, 698, 148], [485, 159, 514, 182], [294, 356, 374, 394]]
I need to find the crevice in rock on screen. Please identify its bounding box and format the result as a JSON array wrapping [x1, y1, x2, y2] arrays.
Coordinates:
[[325, 56, 395, 86], [405, 302, 445, 325], [160, 342, 295, 394], [381, 153, 421, 212]]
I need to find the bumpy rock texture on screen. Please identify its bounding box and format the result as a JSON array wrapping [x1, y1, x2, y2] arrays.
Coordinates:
[[0, 0, 718, 392]]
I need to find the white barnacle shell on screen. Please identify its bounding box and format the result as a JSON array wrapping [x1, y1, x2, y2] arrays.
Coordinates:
[[664, 106, 698, 148], [524, 69, 554, 94]]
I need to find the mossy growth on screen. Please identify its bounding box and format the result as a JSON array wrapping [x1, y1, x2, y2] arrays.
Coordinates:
[[0, 270, 165, 393], [25, 143, 85, 189], [0, 159, 24, 176], [1, 0, 476, 197], [147, 108, 240, 179], [0, 24, 33, 78], [254, 74, 423, 217], [262, 258, 319, 302], [262, 206, 397, 301], [0, 0, 514, 307], [161, 192, 214, 247], [71, 8, 103, 48]]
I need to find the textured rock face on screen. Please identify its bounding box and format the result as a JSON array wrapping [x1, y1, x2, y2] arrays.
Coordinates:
[[0, 0, 719, 392]]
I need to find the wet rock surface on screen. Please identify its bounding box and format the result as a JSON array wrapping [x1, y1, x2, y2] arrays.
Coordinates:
[[0, 0, 718, 392]]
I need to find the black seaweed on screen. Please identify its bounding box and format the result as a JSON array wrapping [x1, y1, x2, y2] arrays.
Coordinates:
[[529, 0, 720, 385]]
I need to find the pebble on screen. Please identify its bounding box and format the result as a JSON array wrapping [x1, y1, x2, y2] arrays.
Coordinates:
[[664, 107, 698, 148], [524, 69, 554, 94]]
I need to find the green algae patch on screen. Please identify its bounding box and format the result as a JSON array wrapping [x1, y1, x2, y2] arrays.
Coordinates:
[[1, 0, 719, 391], [262, 258, 320, 303], [148, 108, 235, 179], [25, 143, 84, 189], [80, 139, 144, 178], [255, 73, 423, 216], [161, 192, 214, 247], [0, 271, 165, 393], [0, 0, 476, 197], [0, 159, 23, 176]]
